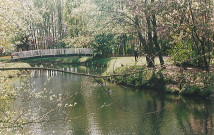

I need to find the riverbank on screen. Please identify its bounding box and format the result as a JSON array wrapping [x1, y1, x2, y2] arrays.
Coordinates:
[[0, 62, 31, 78], [9, 56, 214, 98], [19, 55, 170, 68], [90, 56, 213, 98], [107, 64, 214, 98], [83, 57, 213, 98], [18, 56, 92, 66], [0, 56, 11, 62]]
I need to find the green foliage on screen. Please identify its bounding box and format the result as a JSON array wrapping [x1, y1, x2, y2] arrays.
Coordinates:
[[159, 40, 172, 56], [92, 34, 114, 56], [170, 39, 197, 66], [50, 41, 66, 49], [173, 71, 214, 98], [161, 0, 214, 69], [201, 87, 212, 97], [181, 85, 212, 98], [107, 63, 213, 98], [110, 66, 166, 90], [181, 85, 201, 97], [145, 71, 165, 90], [127, 47, 133, 55]]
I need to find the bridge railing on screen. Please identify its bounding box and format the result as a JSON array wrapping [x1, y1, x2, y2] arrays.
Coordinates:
[[12, 48, 93, 59]]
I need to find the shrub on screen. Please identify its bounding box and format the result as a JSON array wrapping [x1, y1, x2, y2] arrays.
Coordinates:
[[127, 48, 133, 55], [201, 87, 212, 98], [181, 85, 212, 98], [144, 72, 165, 90], [181, 85, 201, 97]]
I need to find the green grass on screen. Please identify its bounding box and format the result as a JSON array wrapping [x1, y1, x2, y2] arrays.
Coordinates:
[[102, 56, 170, 74], [0, 56, 11, 62], [21, 56, 92, 64]]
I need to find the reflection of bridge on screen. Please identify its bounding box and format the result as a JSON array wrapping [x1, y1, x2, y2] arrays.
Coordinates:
[[0, 67, 129, 78], [12, 48, 93, 59]]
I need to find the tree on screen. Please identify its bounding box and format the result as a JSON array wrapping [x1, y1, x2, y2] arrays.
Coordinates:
[[0, 0, 28, 51], [29, 0, 65, 49], [159, 0, 214, 70], [123, 0, 165, 67], [92, 33, 114, 56], [0, 0, 43, 51]]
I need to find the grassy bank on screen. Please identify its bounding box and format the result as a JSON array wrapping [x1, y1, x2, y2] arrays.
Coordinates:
[[15, 56, 213, 98], [0, 62, 31, 78], [90, 57, 213, 98], [92, 56, 171, 73], [108, 65, 213, 98], [19, 56, 92, 65], [0, 56, 11, 62], [19, 56, 170, 66]]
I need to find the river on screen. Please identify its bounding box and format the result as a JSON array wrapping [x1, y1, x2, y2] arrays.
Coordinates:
[[3, 65, 214, 135]]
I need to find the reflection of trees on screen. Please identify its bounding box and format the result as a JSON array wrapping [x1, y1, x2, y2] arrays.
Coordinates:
[[151, 96, 165, 135], [61, 74, 89, 135], [142, 93, 165, 135], [4, 68, 214, 134], [174, 98, 214, 135], [92, 82, 167, 135], [175, 102, 193, 134], [0, 70, 92, 134]]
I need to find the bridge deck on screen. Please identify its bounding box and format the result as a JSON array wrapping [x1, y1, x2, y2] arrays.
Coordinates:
[[12, 48, 93, 59]]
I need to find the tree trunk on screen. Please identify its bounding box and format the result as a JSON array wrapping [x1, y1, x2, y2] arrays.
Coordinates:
[[192, 32, 203, 68], [146, 16, 155, 67], [189, 1, 209, 71], [200, 38, 209, 71], [138, 31, 154, 67], [151, 14, 164, 67], [123, 34, 127, 55], [135, 15, 155, 67]]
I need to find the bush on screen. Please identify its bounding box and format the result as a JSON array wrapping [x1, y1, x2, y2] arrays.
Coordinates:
[[127, 48, 133, 55], [51, 41, 66, 49], [144, 72, 165, 90], [115, 69, 166, 90], [181, 85, 212, 98], [91, 33, 114, 56], [201, 87, 212, 97], [181, 85, 201, 96]]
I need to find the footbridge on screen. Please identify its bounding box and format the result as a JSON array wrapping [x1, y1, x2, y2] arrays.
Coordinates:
[[12, 48, 93, 59]]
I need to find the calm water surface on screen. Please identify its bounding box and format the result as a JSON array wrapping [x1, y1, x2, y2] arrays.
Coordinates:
[[7, 65, 214, 135]]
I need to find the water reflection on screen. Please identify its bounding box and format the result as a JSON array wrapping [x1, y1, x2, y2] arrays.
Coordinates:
[[4, 66, 214, 135], [173, 98, 214, 135], [30, 70, 58, 77]]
